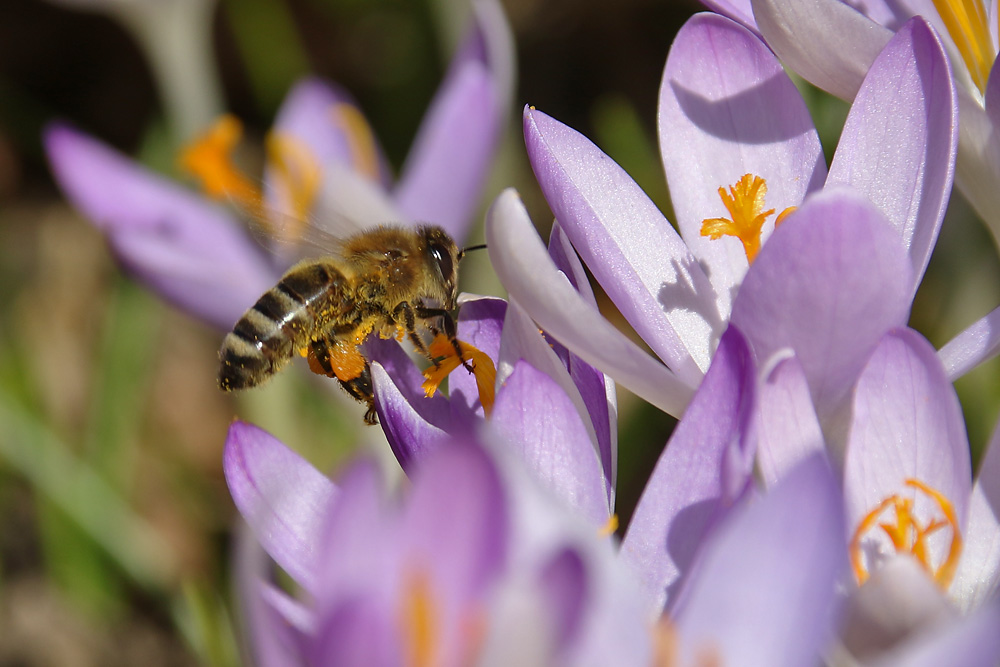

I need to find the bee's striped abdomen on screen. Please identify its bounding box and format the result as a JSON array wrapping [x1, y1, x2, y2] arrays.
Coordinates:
[[218, 261, 349, 391]]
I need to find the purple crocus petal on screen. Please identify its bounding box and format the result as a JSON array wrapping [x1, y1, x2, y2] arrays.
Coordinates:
[[549, 223, 617, 495], [672, 455, 846, 667], [620, 326, 756, 615], [45, 123, 276, 330], [369, 344, 452, 473], [659, 13, 825, 316], [400, 442, 509, 660], [868, 599, 1000, 667], [524, 107, 715, 382], [755, 351, 825, 488], [751, 0, 893, 101], [730, 187, 912, 421], [827, 18, 957, 294], [310, 595, 402, 667], [939, 304, 1000, 381], [950, 417, 1000, 611], [448, 296, 507, 418], [492, 360, 611, 524], [699, 0, 758, 33], [223, 421, 337, 594], [392, 62, 498, 242], [844, 329, 972, 563], [312, 162, 405, 239], [486, 188, 694, 417], [537, 547, 589, 655]]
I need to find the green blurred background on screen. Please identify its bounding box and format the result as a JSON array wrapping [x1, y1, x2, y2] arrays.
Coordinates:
[[0, 0, 996, 664]]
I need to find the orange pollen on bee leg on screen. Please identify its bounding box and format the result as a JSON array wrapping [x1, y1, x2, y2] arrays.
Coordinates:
[[178, 114, 263, 212], [849, 478, 963, 589], [700, 173, 776, 265], [332, 102, 381, 182], [265, 131, 322, 235], [421, 334, 497, 415]]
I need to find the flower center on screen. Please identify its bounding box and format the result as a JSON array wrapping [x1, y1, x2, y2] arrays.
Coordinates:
[[700, 174, 795, 265], [931, 0, 995, 96], [849, 478, 963, 589], [421, 334, 497, 416]]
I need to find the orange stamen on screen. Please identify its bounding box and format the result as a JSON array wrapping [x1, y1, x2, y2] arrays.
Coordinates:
[[700, 174, 776, 265], [332, 102, 381, 182], [849, 478, 963, 589], [599, 514, 619, 538], [400, 570, 439, 667], [931, 0, 993, 95], [421, 334, 496, 416], [178, 114, 263, 213], [265, 131, 322, 229]]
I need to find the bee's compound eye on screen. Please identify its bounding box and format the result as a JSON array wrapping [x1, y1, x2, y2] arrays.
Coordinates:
[[430, 242, 454, 282]]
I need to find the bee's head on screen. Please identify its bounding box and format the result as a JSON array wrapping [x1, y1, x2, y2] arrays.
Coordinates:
[[419, 226, 462, 309]]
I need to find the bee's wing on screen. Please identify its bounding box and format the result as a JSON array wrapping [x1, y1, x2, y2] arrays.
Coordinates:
[[235, 163, 408, 264]]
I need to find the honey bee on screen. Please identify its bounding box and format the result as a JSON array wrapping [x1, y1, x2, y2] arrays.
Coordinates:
[[218, 224, 476, 425]]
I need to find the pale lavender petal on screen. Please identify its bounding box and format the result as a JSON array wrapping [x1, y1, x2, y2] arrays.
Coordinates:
[[752, 0, 893, 100], [827, 18, 957, 293], [755, 351, 825, 488], [699, 0, 758, 32], [730, 187, 912, 420], [311, 162, 405, 238], [844, 329, 972, 566], [486, 188, 694, 417], [492, 361, 611, 524], [537, 547, 588, 655], [548, 222, 617, 495], [223, 421, 337, 594], [497, 300, 600, 450], [939, 304, 1000, 381], [310, 596, 401, 667], [620, 326, 756, 614], [868, 598, 1000, 667], [45, 123, 276, 329], [524, 107, 715, 381], [673, 455, 845, 667], [951, 416, 1000, 611], [448, 296, 507, 418], [401, 442, 509, 649], [660, 13, 825, 318], [234, 522, 307, 667]]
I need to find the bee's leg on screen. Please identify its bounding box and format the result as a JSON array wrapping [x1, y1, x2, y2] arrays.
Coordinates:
[[416, 306, 474, 375], [308, 337, 378, 425], [392, 301, 433, 361], [338, 363, 377, 425]]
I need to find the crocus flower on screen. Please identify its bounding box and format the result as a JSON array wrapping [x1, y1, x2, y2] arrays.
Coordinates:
[[741, 0, 1000, 250], [45, 0, 513, 331], [486, 13, 956, 419], [224, 420, 651, 666], [370, 289, 618, 531]]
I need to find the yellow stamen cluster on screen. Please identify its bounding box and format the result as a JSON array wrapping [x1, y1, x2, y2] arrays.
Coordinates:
[[701, 174, 788, 265], [599, 514, 620, 538], [932, 0, 995, 96], [265, 132, 322, 232], [421, 334, 497, 416], [849, 478, 963, 589]]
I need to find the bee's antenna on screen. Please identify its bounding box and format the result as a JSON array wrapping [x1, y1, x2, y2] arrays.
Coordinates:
[[460, 243, 488, 258]]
